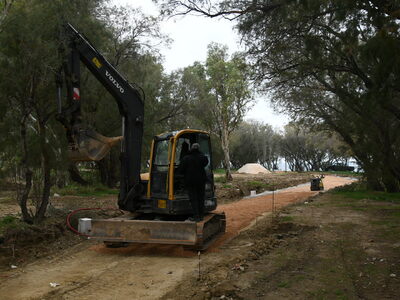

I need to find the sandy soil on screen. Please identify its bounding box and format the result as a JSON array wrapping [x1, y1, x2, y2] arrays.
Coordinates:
[[0, 175, 355, 300]]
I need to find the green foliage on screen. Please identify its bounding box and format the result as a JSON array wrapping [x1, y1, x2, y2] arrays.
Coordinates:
[[322, 170, 361, 176], [0, 0, 176, 221], [238, 0, 400, 191], [181, 43, 254, 180], [281, 124, 352, 172], [0, 0, 112, 223], [230, 121, 281, 170], [157, 0, 400, 191]]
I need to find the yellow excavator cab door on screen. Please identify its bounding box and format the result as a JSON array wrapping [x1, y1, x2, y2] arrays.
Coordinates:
[[68, 128, 122, 162]]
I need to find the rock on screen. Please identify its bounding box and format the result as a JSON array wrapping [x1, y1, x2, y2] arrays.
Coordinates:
[[49, 282, 60, 287]]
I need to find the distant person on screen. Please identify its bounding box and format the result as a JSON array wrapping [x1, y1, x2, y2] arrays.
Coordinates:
[[179, 143, 209, 222]]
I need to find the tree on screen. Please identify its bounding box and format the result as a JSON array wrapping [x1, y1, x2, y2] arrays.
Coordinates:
[[230, 121, 280, 170], [0, 0, 15, 30], [157, 0, 400, 191], [0, 0, 107, 223], [189, 43, 254, 180], [280, 123, 352, 172]]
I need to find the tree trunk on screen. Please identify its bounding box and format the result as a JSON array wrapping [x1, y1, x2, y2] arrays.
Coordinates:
[[35, 121, 52, 223], [18, 168, 33, 224], [97, 159, 108, 186], [96, 151, 119, 188], [18, 118, 33, 223], [221, 127, 233, 181], [68, 162, 89, 186]]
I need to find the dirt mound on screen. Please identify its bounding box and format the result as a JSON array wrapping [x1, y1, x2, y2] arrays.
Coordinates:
[[237, 163, 271, 174]]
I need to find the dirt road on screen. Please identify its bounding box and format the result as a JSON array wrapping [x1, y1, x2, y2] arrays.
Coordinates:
[[0, 175, 355, 300]]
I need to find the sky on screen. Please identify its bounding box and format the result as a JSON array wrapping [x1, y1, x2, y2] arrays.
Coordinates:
[[112, 0, 290, 129]]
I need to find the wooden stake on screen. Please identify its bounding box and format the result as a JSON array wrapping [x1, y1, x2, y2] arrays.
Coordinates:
[[198, 251, 201, 280]]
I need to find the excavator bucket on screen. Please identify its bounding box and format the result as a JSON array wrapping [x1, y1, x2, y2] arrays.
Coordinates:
[[68, 128, 122, 161]]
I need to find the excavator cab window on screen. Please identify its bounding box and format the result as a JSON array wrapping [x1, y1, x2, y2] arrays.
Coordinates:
[[150, 139, 170, 197], [197, 133, 215, 208], [173, 137, 191, 198]]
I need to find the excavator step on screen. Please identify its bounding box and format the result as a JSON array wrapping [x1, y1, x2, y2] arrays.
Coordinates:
[[86, 212, 226, 250]]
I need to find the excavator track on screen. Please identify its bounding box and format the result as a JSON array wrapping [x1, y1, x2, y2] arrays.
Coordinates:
[[86, 212, 226, 250]]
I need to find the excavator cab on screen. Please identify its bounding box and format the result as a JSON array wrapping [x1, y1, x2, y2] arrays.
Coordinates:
[[146, 129, 217, 215]]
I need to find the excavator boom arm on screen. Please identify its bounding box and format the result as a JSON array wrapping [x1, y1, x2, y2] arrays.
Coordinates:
[[59, 23, 144, 211]]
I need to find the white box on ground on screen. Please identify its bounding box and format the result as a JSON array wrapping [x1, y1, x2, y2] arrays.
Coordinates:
[[250, 190, 256, 196], [78, 218, 92, 234]]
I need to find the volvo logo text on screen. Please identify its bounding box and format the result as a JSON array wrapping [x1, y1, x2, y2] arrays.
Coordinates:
[[105, 70, 124, 94]]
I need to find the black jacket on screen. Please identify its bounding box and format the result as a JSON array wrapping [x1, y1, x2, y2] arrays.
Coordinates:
[[179, 149, 209, 186]]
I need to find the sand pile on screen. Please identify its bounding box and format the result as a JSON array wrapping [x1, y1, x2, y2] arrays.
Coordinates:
[[237, 163, 271, 174]]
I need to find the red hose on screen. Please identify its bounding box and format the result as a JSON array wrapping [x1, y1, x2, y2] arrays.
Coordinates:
[[66, 207, 121, 237]]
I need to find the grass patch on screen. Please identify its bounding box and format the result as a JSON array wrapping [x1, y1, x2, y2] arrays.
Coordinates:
[[53, 184, 118, 197], [331, 183, 400, 204], [247, 180, 270, 189], [214, 168, 237, 174], [280, 215, 295, 222], [0, 215, 27, 235], [334, 190, 400, 203], [277, 281, 290, 288], [214, 176, 227, 184]]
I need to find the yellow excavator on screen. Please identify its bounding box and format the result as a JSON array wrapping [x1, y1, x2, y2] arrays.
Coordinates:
[[56, 24, 225, 249]]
